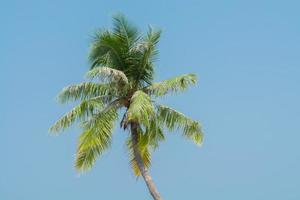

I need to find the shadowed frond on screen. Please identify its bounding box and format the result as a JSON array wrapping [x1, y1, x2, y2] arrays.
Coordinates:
[[145, 74, 197, 97], [156, 104, 203, 145], [75, 106, 118, 171], [86, 67, 128, 83], [112, 14, 140, 50], [125, 91, 155, 127], [58, 82, 119, 103], [145, 117, 165, 149], [126, 27, 161, 86], [89, 30, 124, 70], [89, 14, 140, 70]]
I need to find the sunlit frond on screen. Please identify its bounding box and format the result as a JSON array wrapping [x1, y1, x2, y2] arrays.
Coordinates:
[[156, 104, 203, 145], [86, 67, 128, 84], [57, 82, 119, 103], [145, 74, 197, 97], [125, 91, 155, 127], [49, 97, 104, 133], [143, 26, 161, 63], [75, 106, 118, 171], [83, 98, 123, 129]]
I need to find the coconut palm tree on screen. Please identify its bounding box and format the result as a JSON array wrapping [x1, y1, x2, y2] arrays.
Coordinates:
[[50, 14, 203, 200]]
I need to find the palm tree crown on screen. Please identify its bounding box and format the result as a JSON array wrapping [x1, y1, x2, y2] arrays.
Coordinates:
[[50, 14, 203, 200]]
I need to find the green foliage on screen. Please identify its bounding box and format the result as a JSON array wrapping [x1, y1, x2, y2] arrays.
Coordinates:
[[50, 97, 104, 133], [57, 82, 118, 104], [156, 104, 203, 145], [126, 27, 161, 86], [125, 91, 155, 127], [88, 14, 161, 87], [75, 107, 118, 171], [145, 74, 197, 97], [86, 67, 128, 84], [50, 14, 203, 175]]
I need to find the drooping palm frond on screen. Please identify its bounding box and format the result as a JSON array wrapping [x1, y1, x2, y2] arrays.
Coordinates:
[[49, 97, 104, 133], [156, 104, 203, 145], [145, 74, 197, 97], [75, 106, 118, 171], [125, 90, 155, 127], [144, 117, 165, 149], [57, 82, 119, 103], [86, 67, 128, 84], [84, 98, 123, 129]]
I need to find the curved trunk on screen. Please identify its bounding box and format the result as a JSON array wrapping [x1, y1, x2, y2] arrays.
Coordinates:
[[131, 123, 163, 200]]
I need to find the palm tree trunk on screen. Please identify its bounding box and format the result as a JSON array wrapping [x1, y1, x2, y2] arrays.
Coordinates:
[[131, 123, 163, 200]]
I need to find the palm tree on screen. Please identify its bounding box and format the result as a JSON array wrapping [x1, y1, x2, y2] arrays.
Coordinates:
[[50, 14, 203, 200]]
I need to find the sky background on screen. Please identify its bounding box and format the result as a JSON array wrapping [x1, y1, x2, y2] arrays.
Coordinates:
[[1, 0, 300, 199]]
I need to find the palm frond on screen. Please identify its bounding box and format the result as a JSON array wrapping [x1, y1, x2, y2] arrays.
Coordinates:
[[156, 104, 203, 145], [126, 27, 161, 86], [83, 98, 123, 129], [145, 74, 197, 97], [145, 117, 165, 149], [49, 97, 104, 133], [112, 13, 140, 50], [143, 26, 161, 63], [125, 91, 155, 127], [57, 82, 118, 103], [75, 106, 118, 171], [89, 30, 124, 70], [86, 67, 128, 84]]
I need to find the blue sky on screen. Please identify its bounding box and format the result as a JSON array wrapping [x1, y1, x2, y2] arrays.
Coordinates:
[[1, 0, 300, 199]]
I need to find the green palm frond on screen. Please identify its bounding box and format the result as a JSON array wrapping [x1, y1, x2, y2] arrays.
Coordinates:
[[89, 14, 140, 71], [75, 106, 118, 171], [145, 74, 197, 97], [126, 27, 161, 86], [49, 97, 104, 133], [125, 91, 155, 127], [83, 98, 123, 129], [86, 67, 128, 84], [112, 14, 140, 50], [145, 117, 165, 149], [58, 82, 119, 103], [89, 30, 124, 70], [156, 104, 203, 145], [143, 26, 161, 63]]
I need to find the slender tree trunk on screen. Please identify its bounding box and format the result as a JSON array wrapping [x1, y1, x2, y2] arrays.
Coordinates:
[[131, 123, 163, 200]]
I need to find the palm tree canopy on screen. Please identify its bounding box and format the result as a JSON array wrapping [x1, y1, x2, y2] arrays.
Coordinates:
[[50, 14, 203, 175]]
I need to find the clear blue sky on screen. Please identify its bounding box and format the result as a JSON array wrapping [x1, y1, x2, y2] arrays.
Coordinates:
[[1, 0, 300, 199]]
